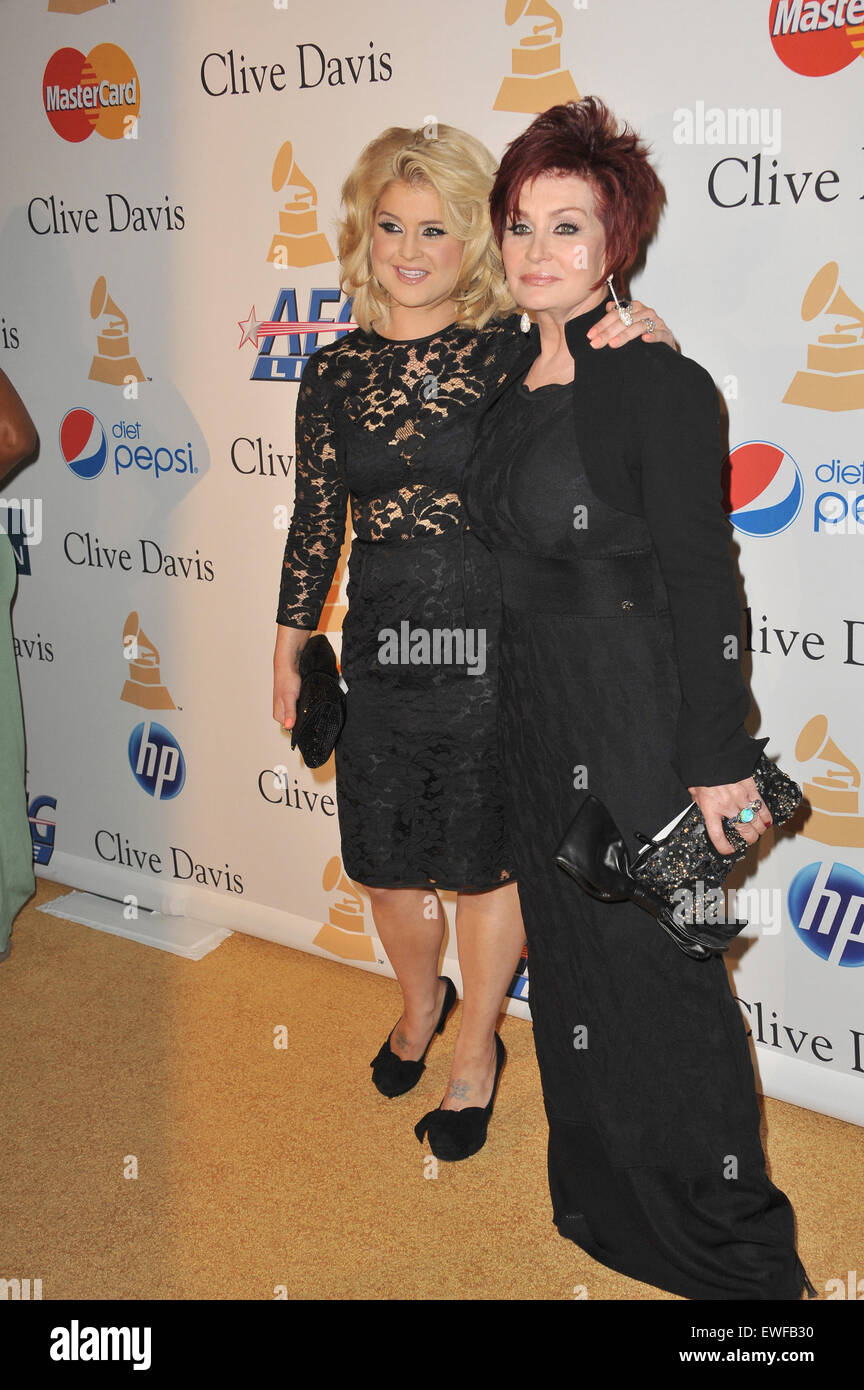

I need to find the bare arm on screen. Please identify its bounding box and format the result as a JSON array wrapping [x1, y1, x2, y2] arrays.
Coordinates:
[[0, 369, 37, 482], [273, 624, 310, 732]]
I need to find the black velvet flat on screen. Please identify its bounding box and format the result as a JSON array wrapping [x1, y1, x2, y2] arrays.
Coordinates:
[[414, 1033, 506, 1161], [370, 976, 458, 1098]]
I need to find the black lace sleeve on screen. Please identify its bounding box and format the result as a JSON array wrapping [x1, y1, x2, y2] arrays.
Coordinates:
[[276, 353, 348, 628]]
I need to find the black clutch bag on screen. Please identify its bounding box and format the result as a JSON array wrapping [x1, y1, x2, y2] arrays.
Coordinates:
[[290, 634, 346, 769], [554, 753, 802, 961]]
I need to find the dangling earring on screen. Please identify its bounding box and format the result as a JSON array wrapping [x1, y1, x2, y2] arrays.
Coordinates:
[[519, 310, 531, 333]]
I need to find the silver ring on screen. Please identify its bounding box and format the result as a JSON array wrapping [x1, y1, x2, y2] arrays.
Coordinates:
[[732, 797, 763, 825], [616, 298, 633, 327], [645, 317, 656, 333]]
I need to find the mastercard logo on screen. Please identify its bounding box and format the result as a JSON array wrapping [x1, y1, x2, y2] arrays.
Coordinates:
[[43, 45, 140, 142], [770, 0, 864, 76]]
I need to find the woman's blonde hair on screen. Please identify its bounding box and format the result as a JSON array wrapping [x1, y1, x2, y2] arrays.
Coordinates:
[[338, 124, 516, 332]]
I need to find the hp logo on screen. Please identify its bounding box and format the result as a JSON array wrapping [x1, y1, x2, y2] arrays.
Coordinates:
[[128, 722, 185, 800], [788, 861, 864, 968]]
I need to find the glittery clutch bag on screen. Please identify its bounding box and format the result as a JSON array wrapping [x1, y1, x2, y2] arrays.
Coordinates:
[[554, 753, 801, 961], [290, 634, 346, 769]]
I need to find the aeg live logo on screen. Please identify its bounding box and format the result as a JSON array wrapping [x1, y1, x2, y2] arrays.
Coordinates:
[[770, 0, 864, 75]]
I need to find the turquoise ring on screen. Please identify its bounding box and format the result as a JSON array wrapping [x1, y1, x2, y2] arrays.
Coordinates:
[[734, 797, 763, 825]]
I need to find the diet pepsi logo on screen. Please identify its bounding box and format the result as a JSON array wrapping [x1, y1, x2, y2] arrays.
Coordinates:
[[60, 407, 108, 479], [60, 408, 197, 483], [725, 440, 804, 537], [128, 721, 185, 800], [788, 861, 864, 967]]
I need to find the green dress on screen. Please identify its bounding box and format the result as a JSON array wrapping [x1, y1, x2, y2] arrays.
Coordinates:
[[0, 531, 34, 954]]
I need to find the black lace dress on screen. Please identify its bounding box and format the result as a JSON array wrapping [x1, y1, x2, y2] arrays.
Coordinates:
[[276, 318, 526, 890]]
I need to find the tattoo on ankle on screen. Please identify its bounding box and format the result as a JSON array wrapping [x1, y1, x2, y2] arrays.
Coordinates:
[[394, 1028, 411, 1054], [446, 1079, 469, 1101]]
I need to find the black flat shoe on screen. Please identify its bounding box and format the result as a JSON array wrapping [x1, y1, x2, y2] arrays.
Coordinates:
[[413, 1033, 506, 1161], [370, 976, 458, 1098]]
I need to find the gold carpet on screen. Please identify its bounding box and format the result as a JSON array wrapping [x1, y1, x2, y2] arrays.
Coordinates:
[[0, 878, 858, 1301]]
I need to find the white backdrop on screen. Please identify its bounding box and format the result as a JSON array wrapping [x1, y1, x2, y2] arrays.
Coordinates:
[[1, 0, 861, 1123]]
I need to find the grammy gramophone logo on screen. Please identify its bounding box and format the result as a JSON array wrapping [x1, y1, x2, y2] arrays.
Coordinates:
[[239, 140, 352, 380], [88, 276, 146, 387], [267, 140, 334, 269], [494, 0, 580, 114], [796, 714, 864, 849], [315, 856, 376, 962], [121, 611, 175, 711], [783, 262, 864, 413], [48, 0, 107, 11]]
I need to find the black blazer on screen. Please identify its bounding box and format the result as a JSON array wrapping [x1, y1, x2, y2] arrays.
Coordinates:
[[485, 302, 766, 789]]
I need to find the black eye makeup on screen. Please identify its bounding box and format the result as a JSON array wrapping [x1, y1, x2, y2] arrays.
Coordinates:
[[505, 219, 583, 236], [376, 219, 448, 237]]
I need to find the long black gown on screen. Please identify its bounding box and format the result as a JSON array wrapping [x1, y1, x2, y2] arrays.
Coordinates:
[[464, 301, 807, 1300], [277, 318, 526, 890]]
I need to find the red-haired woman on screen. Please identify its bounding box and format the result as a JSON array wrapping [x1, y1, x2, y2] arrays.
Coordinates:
[[465, 98, 813, 1298]]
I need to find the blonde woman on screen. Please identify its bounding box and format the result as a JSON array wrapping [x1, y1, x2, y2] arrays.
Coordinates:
[[272, 124, 672, 1160]]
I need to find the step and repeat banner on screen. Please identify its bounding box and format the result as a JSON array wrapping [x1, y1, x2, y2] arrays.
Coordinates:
[[0, 0, 861, 1122]]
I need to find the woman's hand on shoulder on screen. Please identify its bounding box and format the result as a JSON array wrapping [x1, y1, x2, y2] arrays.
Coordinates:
[[688, 778, 773, 855], [587, 299, 678, 352]]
